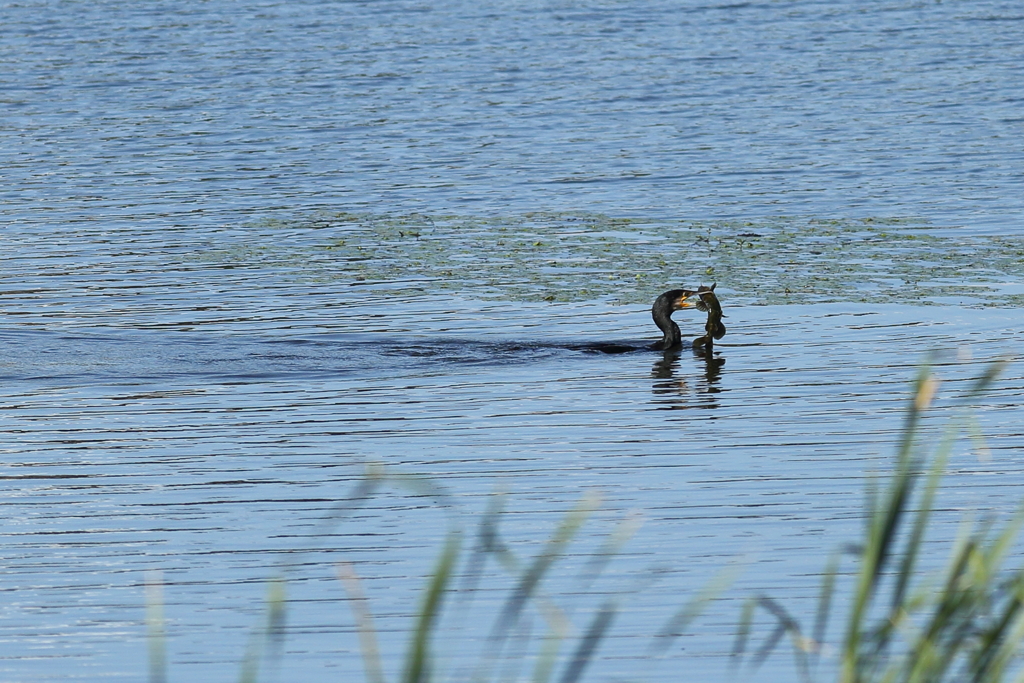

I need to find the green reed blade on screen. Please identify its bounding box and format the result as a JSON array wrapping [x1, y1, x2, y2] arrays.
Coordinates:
[[731, 597, 758, 669], [461, 491, 516, 602], [145, 570, 167, 683], [961, 358, 1009, 401], [485, 493, 599, 650], [337, 562, 386, 683], [557, 601, 617, 683], [577, 511, 642, 592], [238, 575, 288, 683], [811, 551, 841, 672], [649, 561, 740, 657], [842, 365, 937, 683], [888, 420, 954, 621], [403, 530, 461, 683]]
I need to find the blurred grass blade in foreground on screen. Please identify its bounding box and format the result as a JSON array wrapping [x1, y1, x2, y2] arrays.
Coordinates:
[[145, 570, 167, 683]]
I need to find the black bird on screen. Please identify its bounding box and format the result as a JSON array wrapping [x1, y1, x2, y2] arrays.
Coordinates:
[[651, 288, 698, 351]]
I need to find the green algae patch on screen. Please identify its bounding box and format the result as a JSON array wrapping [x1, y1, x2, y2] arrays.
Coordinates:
[[221, 213, 1024, 307]]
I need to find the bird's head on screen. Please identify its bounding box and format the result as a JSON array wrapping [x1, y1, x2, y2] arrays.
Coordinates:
[[668, 289, 698, 310]]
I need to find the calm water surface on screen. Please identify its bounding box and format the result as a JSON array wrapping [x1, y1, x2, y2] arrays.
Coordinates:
[[3, 293, 1023, 681], [4, 0, 1024, 230], [3, 0, 1024, 681]]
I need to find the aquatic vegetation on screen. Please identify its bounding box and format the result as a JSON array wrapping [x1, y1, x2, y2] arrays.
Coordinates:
[[204, 212, 1024, 307], [144, 358, 1024, 683], [734, 357, 1024, 683], [143, 467, 725, 683]]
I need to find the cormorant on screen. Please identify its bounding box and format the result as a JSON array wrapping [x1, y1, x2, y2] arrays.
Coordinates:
[[651, 288, 698, 351]]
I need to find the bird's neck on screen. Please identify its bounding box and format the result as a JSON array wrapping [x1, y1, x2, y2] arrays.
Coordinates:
[[653, 314, 681, 350]]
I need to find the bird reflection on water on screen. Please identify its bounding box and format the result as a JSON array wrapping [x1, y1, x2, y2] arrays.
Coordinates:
[[651, 346, 725, 410]]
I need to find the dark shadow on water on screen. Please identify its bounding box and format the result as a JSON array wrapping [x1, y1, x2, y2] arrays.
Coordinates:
[[380, 338, 664, 365], [2, 328, 728, 386]]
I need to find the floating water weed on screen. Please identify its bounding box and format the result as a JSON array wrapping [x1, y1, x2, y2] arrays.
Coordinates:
[[210, 212, 1024, 307]]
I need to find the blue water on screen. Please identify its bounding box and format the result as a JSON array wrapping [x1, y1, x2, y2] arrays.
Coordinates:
[[5, 0, 1024, 229], [3, 1, 1024, 681]]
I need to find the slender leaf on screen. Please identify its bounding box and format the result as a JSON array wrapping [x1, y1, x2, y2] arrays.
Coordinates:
[[145, 571, 167, 683], [337, 562, 386, 683], [558, 601, 617, 683], [486, 493, 599, 650], [404, 530, 461, 683], [649, 561, 740, 656]]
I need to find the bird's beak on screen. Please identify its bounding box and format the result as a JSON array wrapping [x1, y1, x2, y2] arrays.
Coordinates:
[[674, 294, 697, 309]]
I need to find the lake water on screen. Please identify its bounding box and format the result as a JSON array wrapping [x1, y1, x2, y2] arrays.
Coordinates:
[[3, 1, 1024, 681]]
